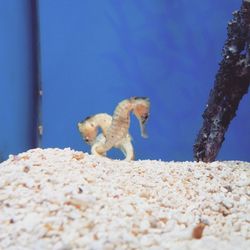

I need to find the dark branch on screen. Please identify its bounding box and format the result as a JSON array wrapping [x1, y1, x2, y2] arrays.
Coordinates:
[[194, 0, 250, 162]]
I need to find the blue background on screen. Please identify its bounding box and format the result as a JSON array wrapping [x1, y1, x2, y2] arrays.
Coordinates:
[[0, 0, 249, 161]]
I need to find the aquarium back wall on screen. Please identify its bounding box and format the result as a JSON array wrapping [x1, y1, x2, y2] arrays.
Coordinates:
[[0, 1, 37, 162], [0, 0, 249, 161]]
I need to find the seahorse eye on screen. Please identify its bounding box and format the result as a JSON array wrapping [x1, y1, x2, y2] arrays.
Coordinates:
[[141, 113, 149, 123]]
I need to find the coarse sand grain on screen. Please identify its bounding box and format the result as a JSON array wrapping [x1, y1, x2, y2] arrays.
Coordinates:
[[0, 148, 249, 250]]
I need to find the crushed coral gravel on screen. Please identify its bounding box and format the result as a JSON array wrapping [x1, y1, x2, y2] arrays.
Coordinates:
[[0, 148, 249, 250]]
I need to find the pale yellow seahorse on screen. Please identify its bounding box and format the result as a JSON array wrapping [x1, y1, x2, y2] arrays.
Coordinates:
[[95, 97, 150, 156], [78, 113, 135, 160]]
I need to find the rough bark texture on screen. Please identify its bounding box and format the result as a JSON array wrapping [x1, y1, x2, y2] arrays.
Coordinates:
[[194, 0, 250, 162]]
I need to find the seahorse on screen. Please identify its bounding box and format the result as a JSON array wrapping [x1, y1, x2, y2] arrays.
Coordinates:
[[78, 113, 135, 160], [95, 97, 150, 156]]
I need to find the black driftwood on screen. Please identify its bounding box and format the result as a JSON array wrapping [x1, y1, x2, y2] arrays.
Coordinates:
[[194, 0, 250, 162]]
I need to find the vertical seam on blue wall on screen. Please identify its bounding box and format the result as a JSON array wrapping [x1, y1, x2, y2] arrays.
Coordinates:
[[30, 0, 42, 148]]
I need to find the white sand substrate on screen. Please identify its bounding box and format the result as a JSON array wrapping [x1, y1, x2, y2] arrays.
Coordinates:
[[0, 148, 249, 250]]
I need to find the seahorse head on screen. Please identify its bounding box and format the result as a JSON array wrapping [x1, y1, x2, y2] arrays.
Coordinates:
[[130, 97, 150, 138], [78, 116, 98, 145]]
